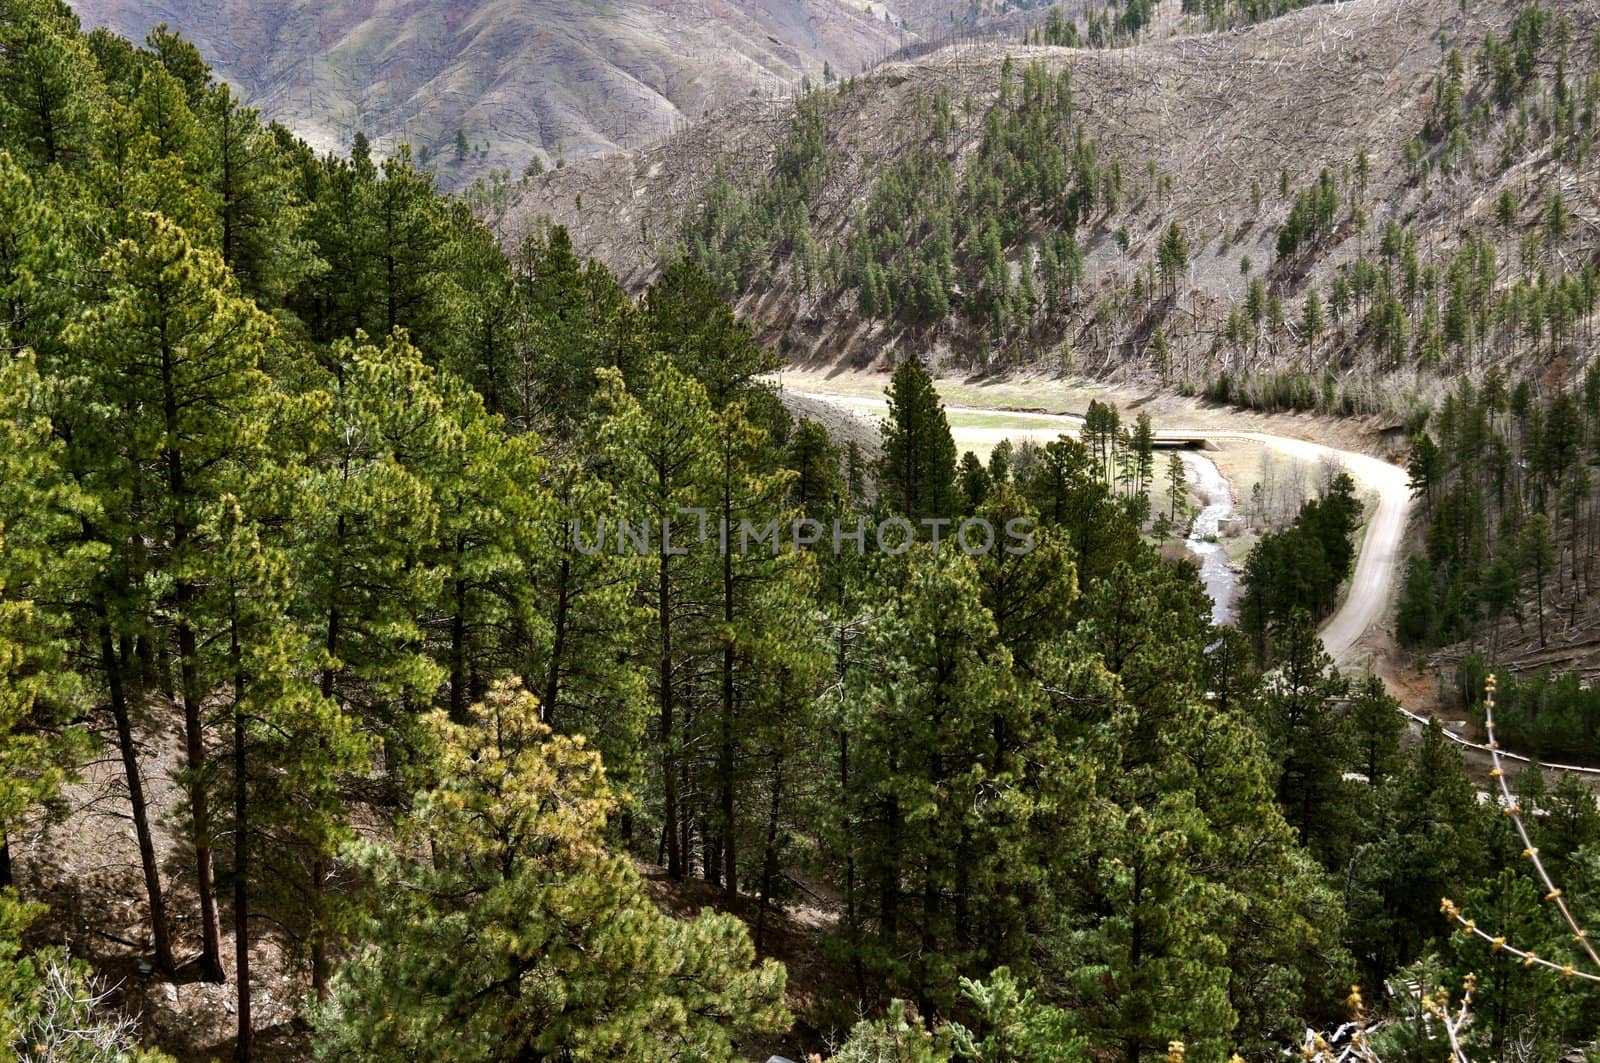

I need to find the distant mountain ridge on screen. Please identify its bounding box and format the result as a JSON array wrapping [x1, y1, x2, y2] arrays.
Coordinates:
[[67, 0, 983, 185]]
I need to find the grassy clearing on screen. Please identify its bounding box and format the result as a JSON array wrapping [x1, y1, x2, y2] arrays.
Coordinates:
[[945, 411, 1068, 430]]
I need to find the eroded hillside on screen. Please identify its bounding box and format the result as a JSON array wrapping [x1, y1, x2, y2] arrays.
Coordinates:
[[507, 0, 1600, 416]]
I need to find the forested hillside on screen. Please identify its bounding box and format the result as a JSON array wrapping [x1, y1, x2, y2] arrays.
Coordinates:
[[5, 0, 1600, 1060], [508, 0, 1600, 418]]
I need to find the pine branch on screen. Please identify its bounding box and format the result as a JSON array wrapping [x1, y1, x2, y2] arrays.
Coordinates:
[[1443, 672, 1600, 983]]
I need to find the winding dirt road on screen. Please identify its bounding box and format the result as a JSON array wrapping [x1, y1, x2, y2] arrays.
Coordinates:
[[790, 381, 1600, 784], [786, 387, 1415, 663], [1215, 431, 1412, 662]]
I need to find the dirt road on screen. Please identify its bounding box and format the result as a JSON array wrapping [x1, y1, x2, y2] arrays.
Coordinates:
[[785, 386, 1414, 663], [1216, 431, 1412, 662]]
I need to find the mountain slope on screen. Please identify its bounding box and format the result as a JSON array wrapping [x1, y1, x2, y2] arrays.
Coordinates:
[[66, 0, 935, 186], [504, 0, 1599, 413]]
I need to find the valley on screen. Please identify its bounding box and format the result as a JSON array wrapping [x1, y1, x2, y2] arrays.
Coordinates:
[[780, 368, 1414, 663], [6, 0, 1600, 1058]]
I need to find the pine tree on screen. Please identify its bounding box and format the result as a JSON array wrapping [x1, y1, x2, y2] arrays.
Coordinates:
[[1131, 414, 1155, 510], [202, 82, 319, 304], [1149, 328, 1169, 379], [957, 450, 992, 513], [1299, 291, 1324, 354], [1347, 720, 1489, 981], [1520, 512, 1554, 646], [1166, 453, 1186, 523], [425, 374, 548, 723], [637, 257, 780, 413], [507, 224, 629, 432], [373, 148, 455, 347], [704, 396, 805, 897], [987, 439, 1014, 486], [208, 492, 364, 1059], [126, 62, 213, 237], [68, 211, 282, 984], [786, 419, 845, 519], [0, 0, 106, 172], [1023, 436, 1140, 585], [1406, 432, 1440, 514], [842, 548, 1045, 1012], [526, 457, 649, 788], [0, 353, 91, 897], [0, 149, 72, 363], [288, 150, 378, 341], [596, 357, 713, 879], [1348, 674, 1403, 785], [1156, 222, 1188, 297], [1054, 794, 1236, 1063], [293, 334, 449, 993], [878, 359, 958, 521], [311, 682, 790, 1061], [1252, 611, 1354, 865], [1449, 869, 1576, 1060]]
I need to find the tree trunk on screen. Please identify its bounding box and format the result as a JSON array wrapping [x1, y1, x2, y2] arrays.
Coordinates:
[[835, 595, 867, 1002], [161, 330, 225, 984], [659, 538, 681, 878], [310, 857, 329, 999], [449, 565, 468, 723], [311, 604, 339, 1000], [1537, 565, 1547, 648], [231, 607, 253, 1061], [755, 751, 783, 955], [102, 620, 176, 975], [311, 508, 345, 1002], [542, 554, 570, 729], [720, 518, 737, 899], [177, 606, 225, 982]]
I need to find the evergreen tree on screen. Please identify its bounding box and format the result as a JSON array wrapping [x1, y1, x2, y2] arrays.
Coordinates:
[[208, 491, 364, 1058], [786, 419, 846, 519], [878, 359, 958, 521], [1347, 674, 1403, 785], [841, 548, 1051, 1013], [1299, 291, 1324, 353], [1165, 453, 1186, 524], [1520, 512, 1554, 647], [527, 456, 650, 785], [636, 257, 780, 413], [958, 450, 993, 513], [202, 83, 319, 304], [312, 683, 790, 1061], [1156, 222, 1188, 297], [293, 333, 449, 992], [0, 0, 105, 172], [596, 358, 714, 879], [68, 210, 282, 983], [0, 353, 90, 896], [507, 224, 630, 432], [1346, 721, 1489, 982], [1252, 612, 1355, 865]]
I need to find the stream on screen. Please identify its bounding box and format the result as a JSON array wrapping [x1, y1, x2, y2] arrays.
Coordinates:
[[1178, 450, 1238, 626]]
